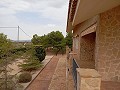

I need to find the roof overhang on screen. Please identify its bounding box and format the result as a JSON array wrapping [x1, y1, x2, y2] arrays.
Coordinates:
[[73, 0, 120, 26], [66, 20, 73, 32]]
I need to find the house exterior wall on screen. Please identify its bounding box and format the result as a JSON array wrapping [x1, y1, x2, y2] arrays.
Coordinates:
[[73, 29, 80, 62], [96, 5, 120, 81], [72, 4, 120, 82], [73, 5, 120, 82], [73, 15, 99, 67]]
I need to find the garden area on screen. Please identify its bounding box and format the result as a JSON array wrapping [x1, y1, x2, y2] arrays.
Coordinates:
[[0, 31, 72, 90], [0, 33, 47, 90]]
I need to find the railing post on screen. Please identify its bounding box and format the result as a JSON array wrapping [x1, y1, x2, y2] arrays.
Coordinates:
[[77, 68, 101, 90], [66, 46, 71, 90], [69, 53, 77, 70]]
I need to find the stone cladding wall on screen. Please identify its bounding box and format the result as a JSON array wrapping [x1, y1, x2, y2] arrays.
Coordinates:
[[80, 32, 96, 69], [96, 5, 120, 81], [77, 68, 101, 90]]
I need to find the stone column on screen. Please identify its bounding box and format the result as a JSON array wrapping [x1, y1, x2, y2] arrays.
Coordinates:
[[77, 68, 101, 90]]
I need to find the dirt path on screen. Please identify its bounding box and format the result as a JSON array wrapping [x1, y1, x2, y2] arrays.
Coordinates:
[[26, 55, 60, 90]]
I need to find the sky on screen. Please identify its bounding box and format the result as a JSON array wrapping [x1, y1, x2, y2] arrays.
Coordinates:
[[0, 0, 69, 40]]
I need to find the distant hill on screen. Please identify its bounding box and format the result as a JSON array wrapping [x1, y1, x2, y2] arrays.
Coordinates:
[[11, 40, 31, 42]]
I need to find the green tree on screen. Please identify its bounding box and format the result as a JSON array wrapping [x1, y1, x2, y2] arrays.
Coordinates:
[[47, 31, 64, 47], [31, 34, 41, 45], [65, 32, 73, 49], [31, 31, 66, 55], [0, 33, 12, 58], [40, 35, 49, 48], [47, 31, 65, 55], [31, 34, 48, 47], [0, 33, 23, 90]]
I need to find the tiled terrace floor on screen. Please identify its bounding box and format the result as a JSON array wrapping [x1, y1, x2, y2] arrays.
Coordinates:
[[48, 55, 74, 90], [26, 54, 120, 90], [48, 55, 66, 90], [26, 55, 60, 90]]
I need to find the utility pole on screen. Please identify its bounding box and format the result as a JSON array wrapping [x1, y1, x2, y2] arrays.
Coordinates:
[[18, 26, 19, 42]]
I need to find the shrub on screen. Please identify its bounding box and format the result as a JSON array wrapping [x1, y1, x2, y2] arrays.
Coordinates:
[[19, 59, 42, 71], [18, 72, 32, 83], [10, 47, 27, 54], [34, 45, 46, 62], [0, 74, 24, 90]]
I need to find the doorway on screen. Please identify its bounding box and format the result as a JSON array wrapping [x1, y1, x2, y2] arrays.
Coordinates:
[[80, 32, 96, 69]]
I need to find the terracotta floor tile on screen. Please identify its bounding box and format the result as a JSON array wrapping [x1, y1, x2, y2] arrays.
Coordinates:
[[26, 55, 60, 90]]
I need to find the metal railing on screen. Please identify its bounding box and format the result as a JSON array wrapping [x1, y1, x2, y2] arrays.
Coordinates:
[[72, 59, 79, 89]]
